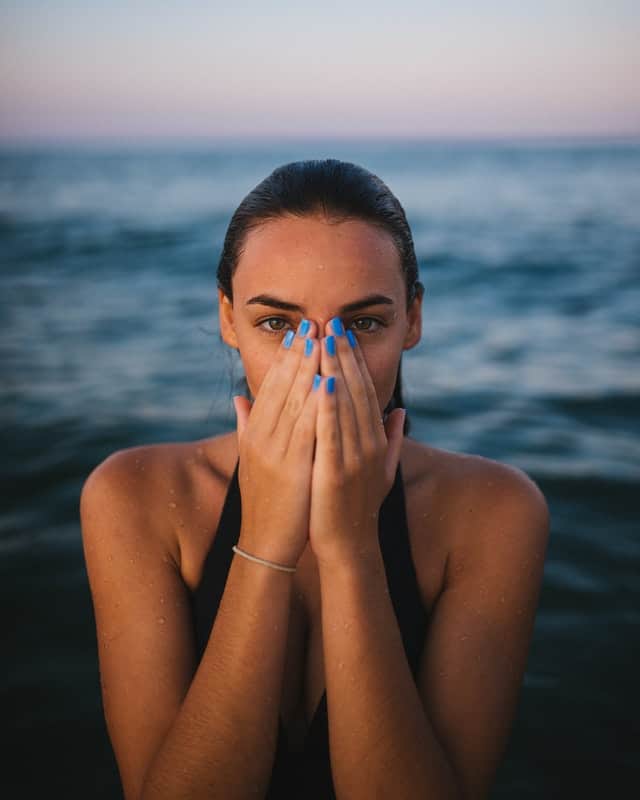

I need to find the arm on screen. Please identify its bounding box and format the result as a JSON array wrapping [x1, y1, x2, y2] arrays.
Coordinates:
[[317, 465, 549, 800], [80, 453, 295, 800], [80, 319, 322, 799]]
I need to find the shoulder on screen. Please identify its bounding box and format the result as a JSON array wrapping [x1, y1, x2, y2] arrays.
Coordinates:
[[401, 437, 550, 586], [80, 432, 240, 577]]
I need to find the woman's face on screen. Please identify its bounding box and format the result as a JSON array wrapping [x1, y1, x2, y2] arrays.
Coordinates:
[[219, 213, 422, 413]]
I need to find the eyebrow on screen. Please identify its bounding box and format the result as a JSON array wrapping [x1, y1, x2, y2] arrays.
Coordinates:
[[245, 293, 395, 314]]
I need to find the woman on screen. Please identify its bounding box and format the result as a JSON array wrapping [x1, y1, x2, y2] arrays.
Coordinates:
[[80, 159, 550, 800]]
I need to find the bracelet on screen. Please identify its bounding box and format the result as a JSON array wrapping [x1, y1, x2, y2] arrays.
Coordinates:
[[232, 545, 296, 573]]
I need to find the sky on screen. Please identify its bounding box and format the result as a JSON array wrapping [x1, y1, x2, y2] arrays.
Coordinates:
[[1, 0, 639, 142]]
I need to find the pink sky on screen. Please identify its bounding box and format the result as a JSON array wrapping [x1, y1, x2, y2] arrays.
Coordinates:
[[1, 1, 638, 141]]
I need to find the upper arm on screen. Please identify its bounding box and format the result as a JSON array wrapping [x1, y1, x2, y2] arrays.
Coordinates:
[[417, 463, 550, 799], [80, 450, 197, 800]]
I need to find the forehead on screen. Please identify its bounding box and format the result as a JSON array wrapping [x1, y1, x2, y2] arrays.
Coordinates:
[[232, 214, 405, 303]]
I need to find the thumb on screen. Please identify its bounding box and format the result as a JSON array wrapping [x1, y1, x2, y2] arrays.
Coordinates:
[[233, 395, 252, 440], [384, 408, 406, 484]]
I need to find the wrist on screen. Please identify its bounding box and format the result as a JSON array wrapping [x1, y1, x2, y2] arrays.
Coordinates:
[[237, 527, 301, 570], [313, 528, 382, 575]]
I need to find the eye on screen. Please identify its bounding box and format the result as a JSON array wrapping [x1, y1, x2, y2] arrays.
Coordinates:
[[258, 317, 291, 334], [349, 317, 383, 333]]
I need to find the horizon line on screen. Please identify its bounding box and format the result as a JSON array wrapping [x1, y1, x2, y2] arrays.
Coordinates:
[[1, 131, 639, 150]]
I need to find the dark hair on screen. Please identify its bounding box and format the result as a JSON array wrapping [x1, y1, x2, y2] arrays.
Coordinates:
[[217, 159, 423, 434]]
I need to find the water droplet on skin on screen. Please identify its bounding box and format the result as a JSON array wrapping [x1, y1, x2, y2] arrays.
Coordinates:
[[160, 596, 165, 604], [460, 635, 469, 641], [169, 489, 175, 495], [195, 505, 201, 511], [168, 502, 177, 509], [107, 554, 114, 562], [196, 448, 203, 455], [157, 617, 166, 625], [338, 661, 344, 670]]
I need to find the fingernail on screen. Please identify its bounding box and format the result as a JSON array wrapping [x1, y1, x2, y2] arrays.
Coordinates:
[[346, 330, 356, 348], [298, 319, 310, 337], [283, 330, 295, 349], [330, 317, 345, 336], [325, 335, 336, 356], [304, 338, 314, 357], [313, 374, 322, 392], [326, 376, 335, 394]]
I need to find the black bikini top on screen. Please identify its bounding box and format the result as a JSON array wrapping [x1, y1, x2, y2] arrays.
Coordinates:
[[189, 459, 429, 799]]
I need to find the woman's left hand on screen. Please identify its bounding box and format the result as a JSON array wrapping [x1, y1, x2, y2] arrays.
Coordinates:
[[308, 317, 406, 567]]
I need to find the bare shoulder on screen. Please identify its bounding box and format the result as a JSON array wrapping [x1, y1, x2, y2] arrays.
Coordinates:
[[80, 431, 240, 585], [404, 439, 550, 799], [401, 436, 550, 588]]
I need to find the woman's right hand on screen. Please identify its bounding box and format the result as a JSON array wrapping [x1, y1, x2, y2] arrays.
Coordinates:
[[232, 319, 320, 567]]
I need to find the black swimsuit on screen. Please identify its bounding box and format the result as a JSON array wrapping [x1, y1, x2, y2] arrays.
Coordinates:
[[189, 459, 429, 799]]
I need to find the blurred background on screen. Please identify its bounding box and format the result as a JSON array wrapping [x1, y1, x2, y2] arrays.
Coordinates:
[[2, 2, 639, 797]]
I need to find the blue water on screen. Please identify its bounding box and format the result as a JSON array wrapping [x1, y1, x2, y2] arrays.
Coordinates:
[[2, 139, 639, 797]]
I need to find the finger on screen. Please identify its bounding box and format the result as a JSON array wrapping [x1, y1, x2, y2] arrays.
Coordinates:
[[249, 318, 318, 436], [285, 369, 321, 466], [315, 370, 342, 474], [272, 328, 321, 452], [345, 328, 387, 443], [321, 324, 358, 462], [329, 317, 375, 444], [233, 395, 252, 441], [383, 408, 406, 486]]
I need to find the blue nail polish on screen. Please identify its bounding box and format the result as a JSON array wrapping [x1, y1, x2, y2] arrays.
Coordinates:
[[325, 335, 336, 356], [304, 338, 313, 357], [298, 319, 310, 337], [326, 376, 335, 394], [283, 330, 295, 349], [313, 374, 322, 392], [330, 317, 345, 336], [346, 330, 357, 348]]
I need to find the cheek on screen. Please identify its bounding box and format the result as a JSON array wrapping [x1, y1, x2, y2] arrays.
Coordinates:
[[237, 338, 279, 397], [360, 346, 401, 409]]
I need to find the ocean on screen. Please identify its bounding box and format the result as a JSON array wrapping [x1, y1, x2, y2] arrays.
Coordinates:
[[2, 138, 639, 797]]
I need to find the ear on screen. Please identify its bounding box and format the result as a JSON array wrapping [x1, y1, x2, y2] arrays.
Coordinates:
[[402, 291, 422, 351], [218, 288, 239, 349]]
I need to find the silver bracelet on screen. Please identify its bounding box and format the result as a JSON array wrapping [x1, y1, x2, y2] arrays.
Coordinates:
[[232, 544, 296, 573]]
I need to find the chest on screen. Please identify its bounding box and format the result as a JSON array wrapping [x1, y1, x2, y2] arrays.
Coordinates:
[[276, 519, 445, 750]]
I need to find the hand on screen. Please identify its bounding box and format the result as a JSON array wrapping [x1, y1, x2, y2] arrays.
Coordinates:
[[233, 320, 321, 567], [308, 317, 406, 567]]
